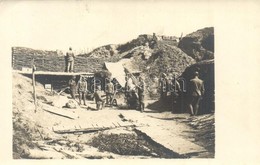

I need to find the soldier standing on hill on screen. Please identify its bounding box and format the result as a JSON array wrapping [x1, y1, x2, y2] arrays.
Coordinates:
[[150, 33, 158, 49], [188, 71, 205, 116], [66, 47, 75, 72]]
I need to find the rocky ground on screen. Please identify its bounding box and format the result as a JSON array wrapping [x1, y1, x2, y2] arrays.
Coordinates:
[[13, 73, 214, 159]]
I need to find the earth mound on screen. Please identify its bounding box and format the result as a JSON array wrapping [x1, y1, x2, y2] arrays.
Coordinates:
[[178, 27, 214, 61]]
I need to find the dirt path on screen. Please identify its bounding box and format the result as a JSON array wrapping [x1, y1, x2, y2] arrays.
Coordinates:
[[35, 99, 212, 158]]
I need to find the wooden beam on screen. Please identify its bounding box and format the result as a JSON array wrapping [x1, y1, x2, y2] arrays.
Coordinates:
[[40, 103, 78, 119], [13, 70, 94, 77], [52, 124, 139, 134], [52, 127, 110, 134]]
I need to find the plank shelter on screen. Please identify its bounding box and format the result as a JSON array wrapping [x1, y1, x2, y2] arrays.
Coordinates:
[[14, 70, 95, 93]]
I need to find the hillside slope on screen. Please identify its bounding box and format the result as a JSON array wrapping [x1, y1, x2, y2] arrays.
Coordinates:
[[178, 27, 214, 61]]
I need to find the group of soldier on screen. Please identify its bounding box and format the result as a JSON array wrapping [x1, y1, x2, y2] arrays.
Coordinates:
[[65, 47, 205, 115], [124, 75, 145, 112], [159, 71, 205, 116], [67, 74, 145, 112], [68, 72, 204, 115], [159, 73, 181, 109], [68, 76, 114, 110]]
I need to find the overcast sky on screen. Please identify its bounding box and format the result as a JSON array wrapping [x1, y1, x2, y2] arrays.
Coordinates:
[[0, 0, 215, 53]]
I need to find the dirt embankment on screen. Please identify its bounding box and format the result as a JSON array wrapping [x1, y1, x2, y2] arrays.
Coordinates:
[[79, 44, 119, 58], [178, 27, 214, 61]]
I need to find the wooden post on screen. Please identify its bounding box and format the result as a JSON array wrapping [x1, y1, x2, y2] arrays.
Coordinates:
[[32, 64, 37, 113], [93, 77, 96, 92]]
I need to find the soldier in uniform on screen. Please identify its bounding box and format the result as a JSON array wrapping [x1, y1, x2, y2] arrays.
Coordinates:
[[159, 73, 167, 101], [105, 79, 114, 106], [188, 71, 205, 116], [93, 86, 105, 110], [137, 76, 145, 112], [68, 76, 77, 99], [124, 75, 138, 109], [170, 76, 181, 113], [77, 76, 88, 106], [66, 47, 75, 72]]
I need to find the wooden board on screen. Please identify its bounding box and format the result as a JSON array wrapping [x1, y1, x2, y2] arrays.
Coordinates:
[[52, 124, 138, 134], [40, 103, 78, 119]]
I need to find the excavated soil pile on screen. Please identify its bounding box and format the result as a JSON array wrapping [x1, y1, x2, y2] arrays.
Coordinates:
[[79, 44, 119, 58], [178, 27, 214, 61], [88, 132, 183, 158], [146, 42, 196, 77]]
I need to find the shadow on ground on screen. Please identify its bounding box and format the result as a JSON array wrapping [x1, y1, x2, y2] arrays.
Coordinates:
[[146, 100, 171, 112]]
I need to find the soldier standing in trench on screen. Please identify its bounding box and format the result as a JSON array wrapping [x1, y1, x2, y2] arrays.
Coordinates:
[[170, 75, 181, 113], [124, 75, 138, 109], [137, 76, 145, 112], [188, 71, 205, 116], [105, 79, 114, 106], [68, 76, 77, 99], [78, 76, 88, 106], [93, 86, 106, 110], [159, 73, 167, 101]]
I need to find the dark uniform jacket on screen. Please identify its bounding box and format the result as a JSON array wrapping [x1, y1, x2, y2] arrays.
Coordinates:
[[66, 50, 75, 61], [69, 79, 77, 90], [78, 81, 87, 92], [189, 77, 205, 97], [138, 80, 145, 96]]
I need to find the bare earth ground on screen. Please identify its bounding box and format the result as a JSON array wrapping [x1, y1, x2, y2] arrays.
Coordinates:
[[12, 73, 214, 159]]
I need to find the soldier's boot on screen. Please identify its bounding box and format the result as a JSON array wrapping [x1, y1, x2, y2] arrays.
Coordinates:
[[140, 103, 144, 113], [96, 104, 100, 110]]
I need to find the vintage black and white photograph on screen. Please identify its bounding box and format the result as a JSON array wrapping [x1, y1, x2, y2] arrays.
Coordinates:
[[8, 0, 216, 159]]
